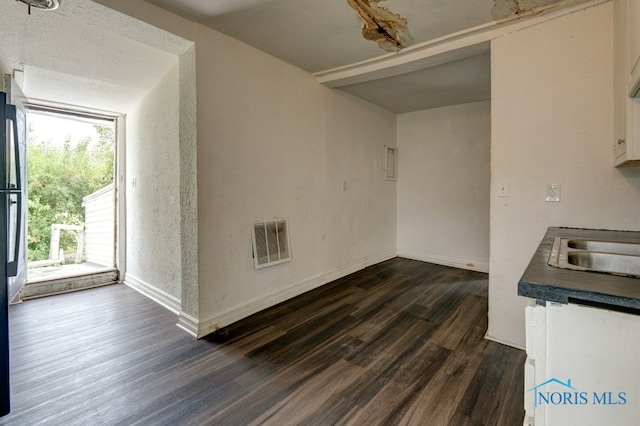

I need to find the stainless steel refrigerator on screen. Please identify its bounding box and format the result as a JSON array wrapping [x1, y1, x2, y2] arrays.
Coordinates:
[[1, 75, 28, 417]]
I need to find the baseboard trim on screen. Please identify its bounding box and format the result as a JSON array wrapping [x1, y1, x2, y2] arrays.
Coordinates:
[[398, 250, 489, 273], [194, 250, 397, 339], [177, 312, 199, 338], [124, 273, 181, 315], [484, 333, 526, 351]]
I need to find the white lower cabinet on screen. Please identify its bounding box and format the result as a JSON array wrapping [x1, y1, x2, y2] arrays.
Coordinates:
[[524, 301, 640, 425]]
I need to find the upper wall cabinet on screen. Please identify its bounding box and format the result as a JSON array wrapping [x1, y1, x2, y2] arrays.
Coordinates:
[[628, 0, 640, 95], [614, 0, 640, 166]]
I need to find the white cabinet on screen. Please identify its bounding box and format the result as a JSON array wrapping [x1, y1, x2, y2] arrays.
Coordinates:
[[614, 0, 640, 165], [524, 301, 640, 425], [628, 0, 640, 94]]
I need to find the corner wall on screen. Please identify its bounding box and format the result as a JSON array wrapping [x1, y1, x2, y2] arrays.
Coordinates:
[[125, 62, 182, 312], [397, 101, 491, 272], [177, 45, 199, 330], [193, 24, 398, 336], [489, 2, 640, 348]]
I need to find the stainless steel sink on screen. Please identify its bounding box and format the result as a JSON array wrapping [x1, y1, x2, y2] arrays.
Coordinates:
[[566, 239, 640, 256], [548, 237, 640, 278]]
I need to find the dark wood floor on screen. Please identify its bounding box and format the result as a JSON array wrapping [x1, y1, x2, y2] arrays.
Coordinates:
[[1, 258, 525, 425]]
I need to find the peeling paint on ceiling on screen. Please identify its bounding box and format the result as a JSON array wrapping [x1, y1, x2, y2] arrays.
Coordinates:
[[347, 0, 414, 52], [491, 0, 568, 20]]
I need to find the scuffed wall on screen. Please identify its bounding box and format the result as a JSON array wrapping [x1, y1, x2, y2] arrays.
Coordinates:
[[194, 23, 397, 335]]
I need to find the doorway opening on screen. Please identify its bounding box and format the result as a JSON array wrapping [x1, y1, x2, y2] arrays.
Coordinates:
[[22, 107, 120, 298]]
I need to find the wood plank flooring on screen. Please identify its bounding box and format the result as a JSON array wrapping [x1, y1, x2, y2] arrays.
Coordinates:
[[1, 258, 525, 425]]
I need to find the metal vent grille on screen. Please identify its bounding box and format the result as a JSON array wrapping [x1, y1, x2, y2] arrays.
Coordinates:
[[252, 219, 291, 269], [18, 0, 60, 10]]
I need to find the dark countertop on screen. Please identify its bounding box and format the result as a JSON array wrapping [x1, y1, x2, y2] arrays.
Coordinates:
[[518, 227, 640, 312]]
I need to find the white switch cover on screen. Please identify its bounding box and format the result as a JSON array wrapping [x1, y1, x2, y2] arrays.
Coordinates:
[[497, 181, 510, 197], [545, 183, 561, 202]]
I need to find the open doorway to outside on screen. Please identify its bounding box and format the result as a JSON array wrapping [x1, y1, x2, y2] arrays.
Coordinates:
[[22, 107, 119, 296]]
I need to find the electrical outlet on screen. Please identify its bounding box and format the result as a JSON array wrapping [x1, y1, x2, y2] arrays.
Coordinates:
[[545, 183, 561, 202]]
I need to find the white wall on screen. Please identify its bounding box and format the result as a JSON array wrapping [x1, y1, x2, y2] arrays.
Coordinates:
[[489, 2, 640, 348], [125, 62, 182, 310], [177, 45, 199, 325], [193, 24, 398, 335], [96, 0, 640, 347], [397, 101, 491, 272]]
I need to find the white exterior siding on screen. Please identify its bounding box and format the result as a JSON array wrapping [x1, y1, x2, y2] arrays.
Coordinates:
[[82, 184, 114, 267]]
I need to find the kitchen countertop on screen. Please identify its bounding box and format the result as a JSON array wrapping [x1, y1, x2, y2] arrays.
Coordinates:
[[518, 227, 640, 312]]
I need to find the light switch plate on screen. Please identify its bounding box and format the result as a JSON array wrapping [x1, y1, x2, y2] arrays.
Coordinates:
[[545, 183, 561, 202], [497, 181, 510, 197]]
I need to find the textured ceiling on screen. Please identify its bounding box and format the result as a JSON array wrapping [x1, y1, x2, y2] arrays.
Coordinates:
[[143, 0, 496, 73], [141, 0, 499, 111], [0, 0, 190, 113], [0, 0, 579, 114]]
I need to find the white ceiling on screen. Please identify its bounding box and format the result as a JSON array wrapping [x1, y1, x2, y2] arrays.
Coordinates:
[[139, 0, 578, 112], [0, 0, 578, 114], [143, 0, 495, 73], [339, 52, 491, 114], [0, 0, 189, 113]]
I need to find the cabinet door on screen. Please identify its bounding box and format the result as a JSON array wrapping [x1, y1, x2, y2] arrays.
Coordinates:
[[614, 0, 640, 165], [525, 304, 547, 425], [629, 0, 640, 93], [539, 303, 640, 425], [614, 0, 629, 163]]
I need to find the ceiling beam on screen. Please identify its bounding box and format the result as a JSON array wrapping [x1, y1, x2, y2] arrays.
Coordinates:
[[314, 0, 608, 88]]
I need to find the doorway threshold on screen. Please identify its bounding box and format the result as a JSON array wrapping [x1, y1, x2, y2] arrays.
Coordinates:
[[20, 266, 119, 301]]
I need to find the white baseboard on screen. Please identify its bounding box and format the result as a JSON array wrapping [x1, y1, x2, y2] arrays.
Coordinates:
[[177, 312, 199, 338], [194, 250, 397, 339], [397, 250, 489, 273], [484, 333, 526, 351], [124, 273, 181, 315]]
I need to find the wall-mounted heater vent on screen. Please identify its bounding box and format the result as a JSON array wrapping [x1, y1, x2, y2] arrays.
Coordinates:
[[252, 219, 291, 269]]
